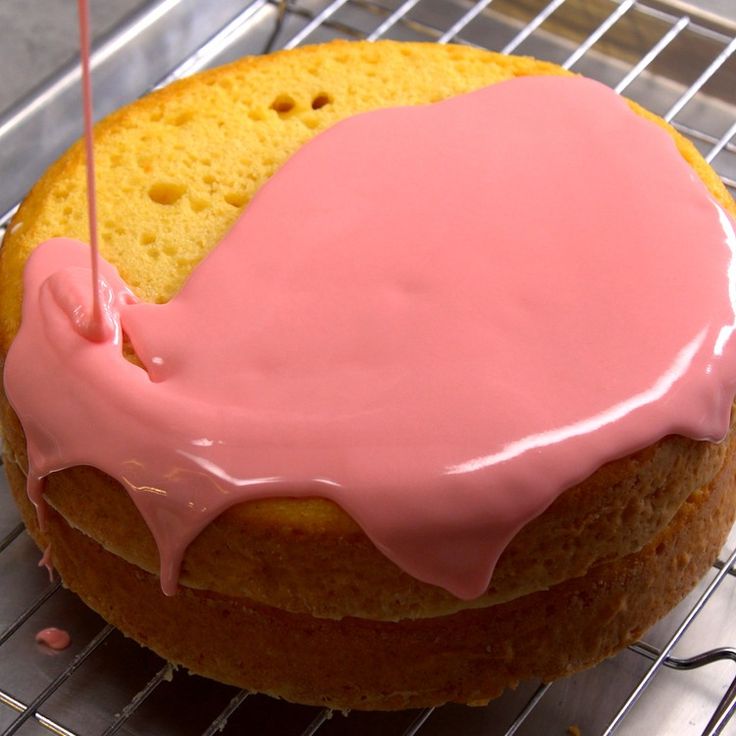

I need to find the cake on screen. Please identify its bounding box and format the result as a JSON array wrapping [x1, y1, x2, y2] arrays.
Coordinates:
[[1, 40, 736, 710]]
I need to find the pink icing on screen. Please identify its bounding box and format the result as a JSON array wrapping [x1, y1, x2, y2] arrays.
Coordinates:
[[38, 544, 54, 582], [77, 0, 111, 342], [35, 627, 71, 651], [5, 76, 736, 601]]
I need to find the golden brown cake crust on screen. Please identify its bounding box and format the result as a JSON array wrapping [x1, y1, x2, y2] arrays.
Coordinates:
[[1, 41, 735, 621], [5, 436, 735, 710]]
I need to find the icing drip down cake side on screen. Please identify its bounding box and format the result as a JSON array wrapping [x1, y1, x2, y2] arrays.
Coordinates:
[[2, 41, 736, 710]]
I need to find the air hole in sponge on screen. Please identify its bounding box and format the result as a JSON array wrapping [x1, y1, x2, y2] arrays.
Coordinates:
[[172, 110, 194, 126], [270, 94, 295, 116], [148, 182, 186, 205], [224, 191, 248, 208], [311, 92, 332, 110], [189, 195, 209, 213]]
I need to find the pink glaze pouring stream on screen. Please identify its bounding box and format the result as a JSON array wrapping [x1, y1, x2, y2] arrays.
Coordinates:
[[4, 48, 736, 599], [77, 0, 110, 342]]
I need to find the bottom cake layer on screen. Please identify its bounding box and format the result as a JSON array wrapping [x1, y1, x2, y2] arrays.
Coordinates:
[[5, 449, 736, 711]]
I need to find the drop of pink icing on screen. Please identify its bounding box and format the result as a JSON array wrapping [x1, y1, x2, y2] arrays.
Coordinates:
[[35, 627, 71, 651], [5, 76, 736, 600], [38, 544, 54, 582]]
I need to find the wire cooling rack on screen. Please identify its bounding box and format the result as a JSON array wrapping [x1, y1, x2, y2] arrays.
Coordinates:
[[1, 0, 736, 734]]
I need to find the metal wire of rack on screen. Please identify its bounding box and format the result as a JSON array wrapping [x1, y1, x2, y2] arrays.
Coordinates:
[[1, 0, 736, 734]]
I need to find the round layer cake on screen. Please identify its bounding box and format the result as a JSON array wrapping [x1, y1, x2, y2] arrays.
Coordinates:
[[1, 40, 736, 709]]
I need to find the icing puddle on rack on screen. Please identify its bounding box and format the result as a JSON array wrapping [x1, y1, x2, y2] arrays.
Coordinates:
[[5, 4, 736, 601], [35, 627, 72, 653]]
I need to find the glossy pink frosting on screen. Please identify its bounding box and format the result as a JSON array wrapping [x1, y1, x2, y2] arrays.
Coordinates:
[[5, 76, 736, 600]]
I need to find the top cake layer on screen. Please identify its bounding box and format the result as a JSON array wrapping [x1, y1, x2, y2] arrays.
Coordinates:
[[2, 41, 736, 620]]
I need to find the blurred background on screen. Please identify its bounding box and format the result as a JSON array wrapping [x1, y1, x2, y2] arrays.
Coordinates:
[[0, 0, 733, 115]]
